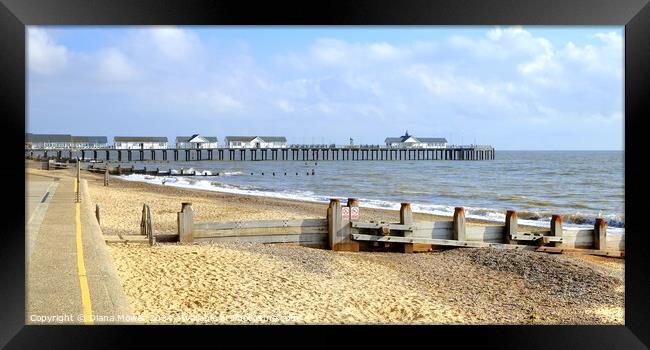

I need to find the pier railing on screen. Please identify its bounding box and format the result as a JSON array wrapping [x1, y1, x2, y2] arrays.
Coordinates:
[[170, 200, 623, 258]]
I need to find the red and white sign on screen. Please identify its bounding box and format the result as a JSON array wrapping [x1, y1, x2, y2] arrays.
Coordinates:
[[351, 207, 359, 221], [341, 207, 350, 220]]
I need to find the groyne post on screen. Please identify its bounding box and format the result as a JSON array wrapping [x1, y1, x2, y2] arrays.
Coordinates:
[[75, 158, 81, 203], [95, 204, 100, 225], [327, 198, 359, 252], [594, 218, 607, 250], [344, 198, 360, 251], [401, 203, 428, 253], [178, 202, 194, 243], [146, 204, 153, 246], [104, 167, 109, 186], [505, 210, 517, 244], [551, 215, 563, 247], [327, 199, 342, 250], [453, 207, 466, 241]]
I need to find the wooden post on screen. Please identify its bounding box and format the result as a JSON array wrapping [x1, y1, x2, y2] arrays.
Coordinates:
[[594, 218, 607, 250], [76, 158, 81, 203], [146, 204, 154, 246], [327, 199, 342, 250], [140, 204, 147, 235], [327, 198, 359, 251], [342, 198, 360, 251], [95, 204, 100, 225], [400, 203, 413, 226], [178, 202, 194, 243], [400, 203, 428, 253], [453, 207, 466, 241], [504, 210, 517, 244], [550, 215, 563, 247], [104, 167, 109, 186]]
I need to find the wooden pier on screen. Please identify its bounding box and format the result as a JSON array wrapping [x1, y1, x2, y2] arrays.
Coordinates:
[[26, 145, 495, 162]]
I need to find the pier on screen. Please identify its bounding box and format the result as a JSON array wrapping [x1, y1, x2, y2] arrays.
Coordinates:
[[25, 145, 495, 162]]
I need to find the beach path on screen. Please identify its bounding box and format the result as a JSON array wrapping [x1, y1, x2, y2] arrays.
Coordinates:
[[26, 169, 132, 324]]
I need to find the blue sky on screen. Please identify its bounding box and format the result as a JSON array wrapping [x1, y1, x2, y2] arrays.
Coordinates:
[[27, 26, 624, 150]]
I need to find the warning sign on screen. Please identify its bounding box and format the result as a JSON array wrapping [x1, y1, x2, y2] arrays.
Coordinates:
[[351, 207, 359, 221], [341, 207, 350, 221]]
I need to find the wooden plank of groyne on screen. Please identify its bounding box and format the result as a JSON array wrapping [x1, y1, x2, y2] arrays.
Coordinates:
[[193, 218, 327, 230], [194, 233, 327, 244], [411, 227, 454, 239], [105, 235, 149, 243], [535, 246, 624, 258], [413, 221, 454, 229], [557, 229, 594, 249], [350, 233, 537, 250], [352, 222, 414, 231], [193, 225, 328, 238], [511, 233, 544, 241], [465, 225, 505, 242], [606, 236, 625, 251]]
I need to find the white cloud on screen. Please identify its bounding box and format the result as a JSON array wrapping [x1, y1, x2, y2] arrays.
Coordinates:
[[197, 89, 243, 113], [305, 38, 431, 68], [594, 32, 623, 48], [28, 28, 68, 74], [146, 26, 202, 62], [561, 31, 623, 78], [96, 48, 138, 81], [311, 38, 348, 65]]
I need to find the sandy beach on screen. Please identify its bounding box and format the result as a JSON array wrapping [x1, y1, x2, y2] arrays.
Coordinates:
[[66, 166, 624, 324]]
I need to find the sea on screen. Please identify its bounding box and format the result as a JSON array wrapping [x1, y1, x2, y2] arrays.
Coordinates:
[[114, 151, 624, 233]]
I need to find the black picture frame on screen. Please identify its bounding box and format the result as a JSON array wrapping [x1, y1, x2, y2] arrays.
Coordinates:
[[1, 0, 648, 348]]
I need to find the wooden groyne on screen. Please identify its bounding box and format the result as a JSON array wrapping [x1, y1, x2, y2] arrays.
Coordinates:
[[133, 199, 624, 258], [26, 145, 496, 162], [86, 164, 208, 176]]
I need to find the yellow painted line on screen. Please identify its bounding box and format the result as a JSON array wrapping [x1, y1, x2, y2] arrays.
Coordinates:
[[75, 178, 93, 325]]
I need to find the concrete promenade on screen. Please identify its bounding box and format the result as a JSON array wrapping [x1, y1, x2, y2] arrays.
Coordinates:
[[25, 167, 134, 324]]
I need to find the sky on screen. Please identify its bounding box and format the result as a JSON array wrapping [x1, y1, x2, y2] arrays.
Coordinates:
[[27, 26, 624, 150]]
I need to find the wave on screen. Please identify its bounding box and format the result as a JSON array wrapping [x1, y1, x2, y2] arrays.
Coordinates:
[[118, 173, 624, 234], [221, 171, 244, 176], [167, 169, 243, 176]]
